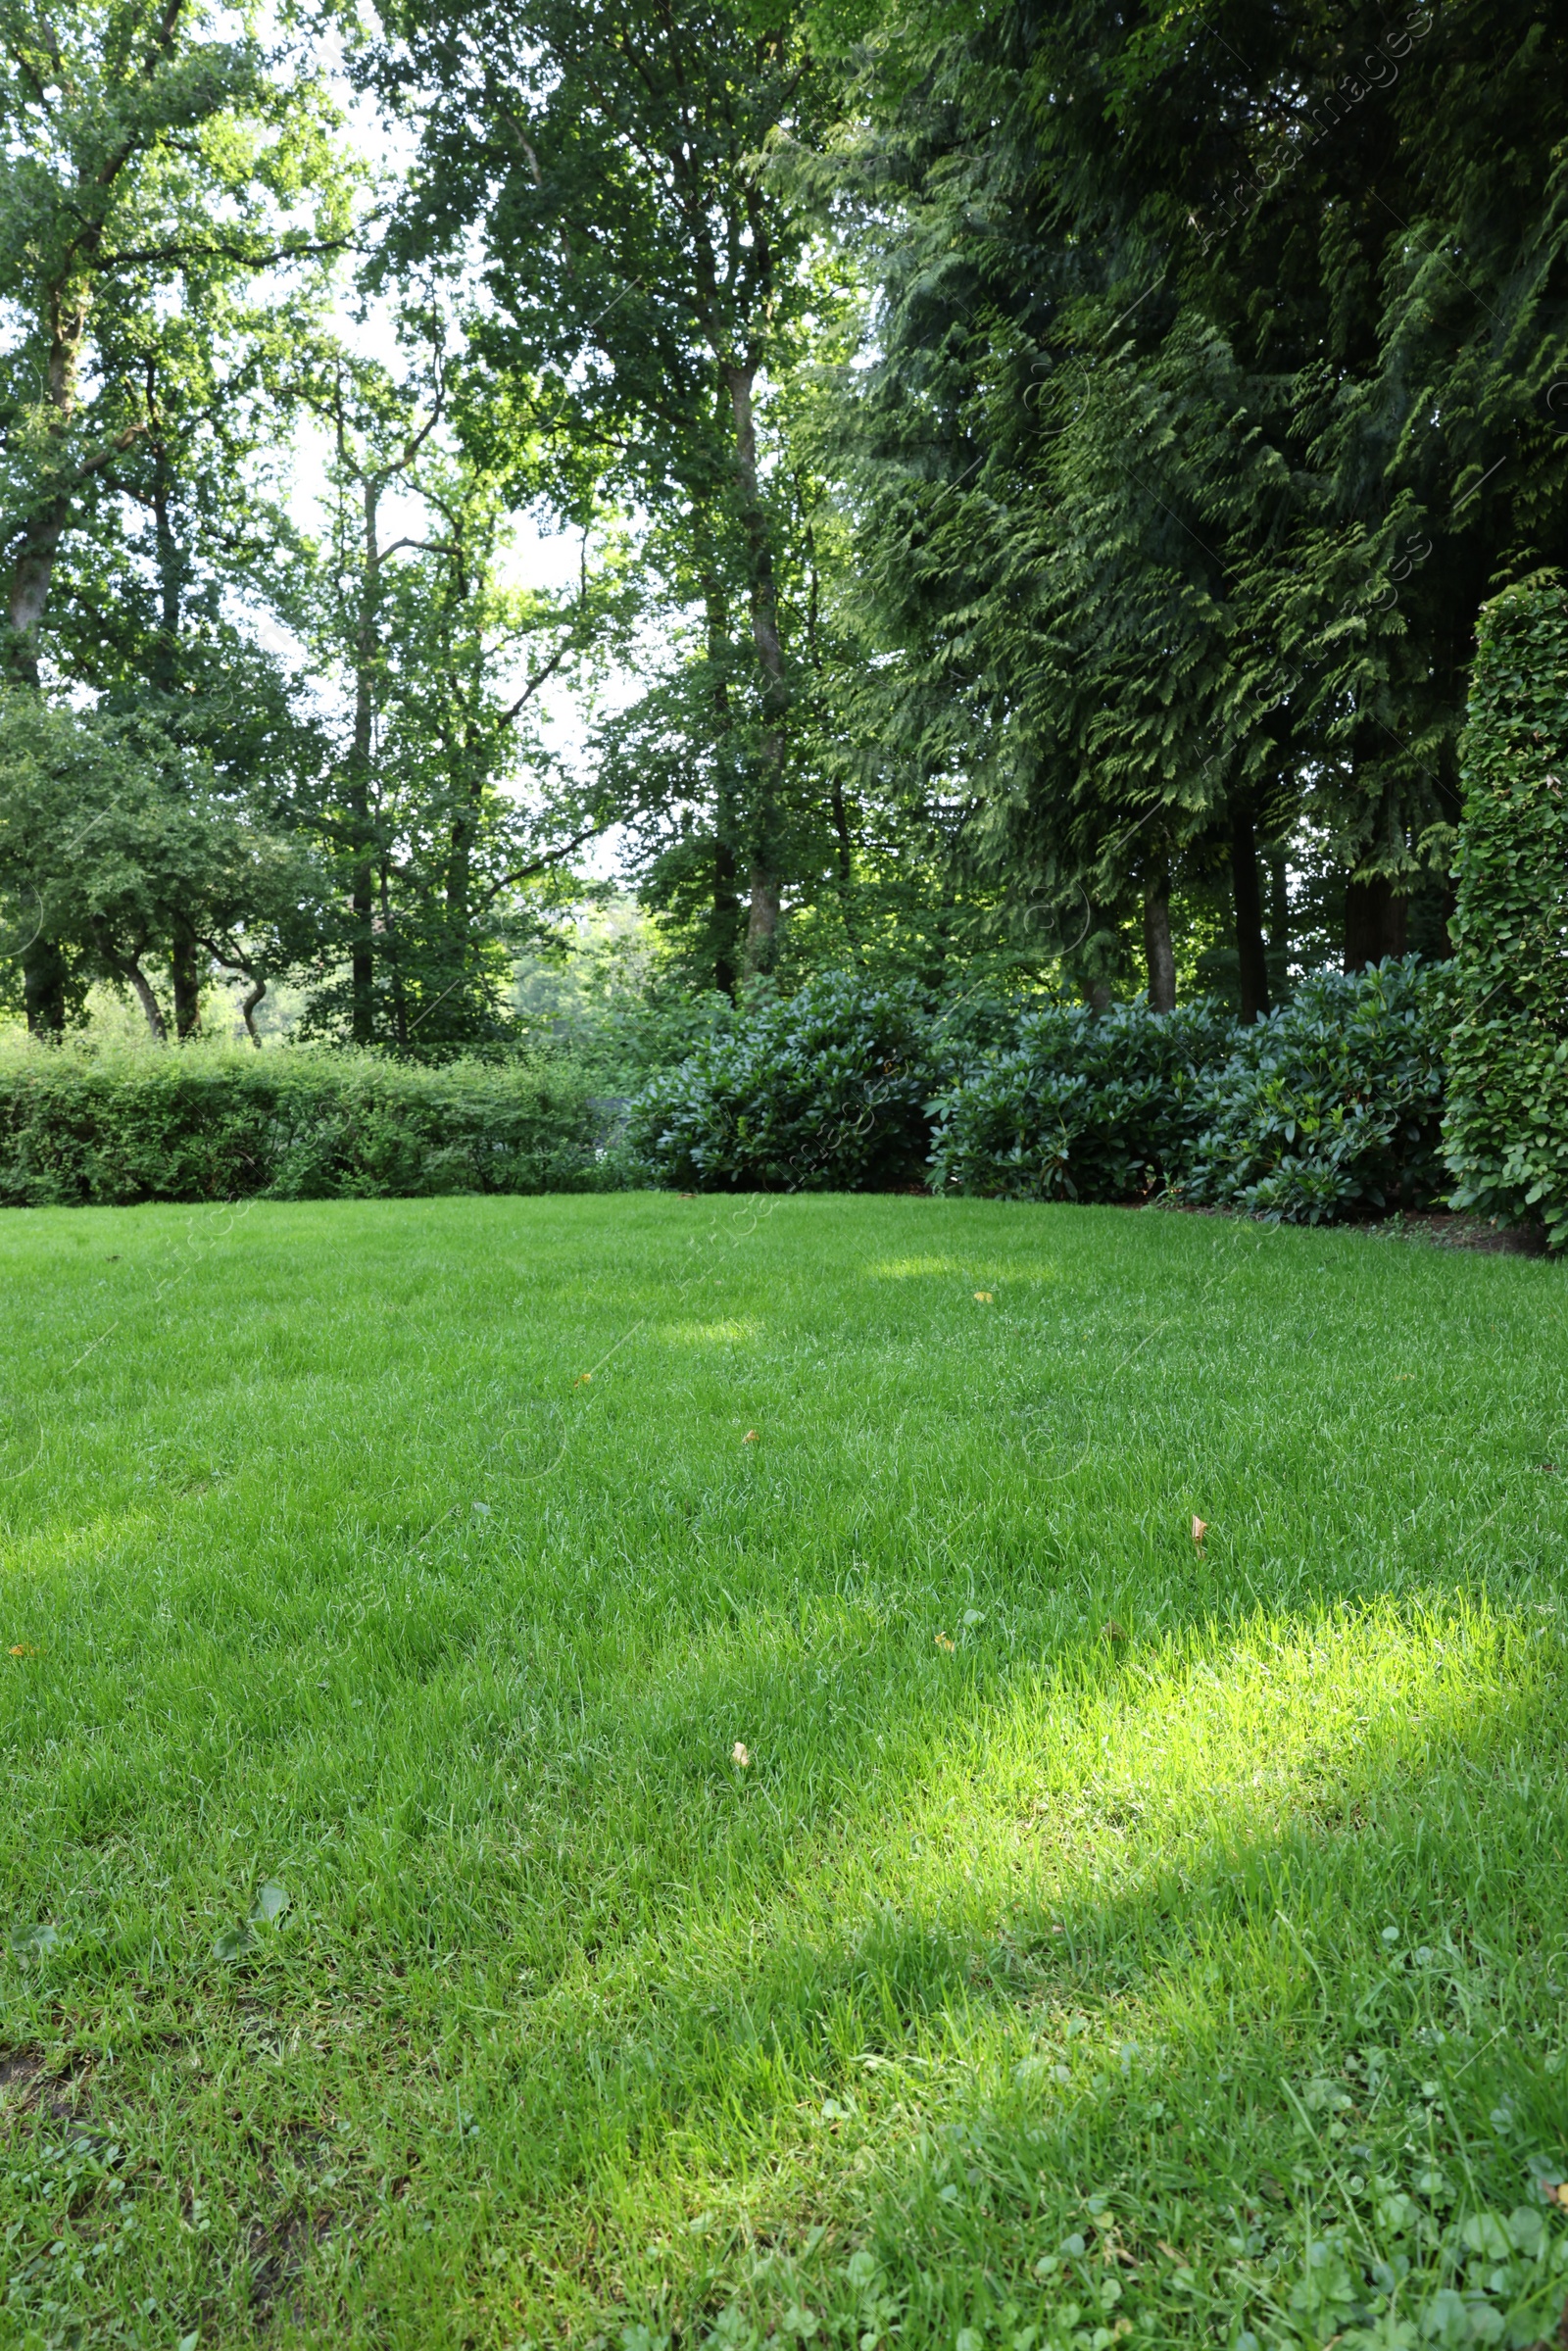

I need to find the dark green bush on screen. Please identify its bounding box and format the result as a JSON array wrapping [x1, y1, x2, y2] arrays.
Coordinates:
[[0, 1044, 619, 1205], [627, 971, 934, 1190], [1444, 572, 1568, 1248], [1183, 959, 1446, 1222], [926, 999, 1239, 1200]]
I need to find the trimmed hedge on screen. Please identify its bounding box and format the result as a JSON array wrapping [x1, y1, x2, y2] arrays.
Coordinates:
[[0, 948, 1472, 1227], [926, 1000, 1238, 1200], [0, 1044, 616, 1205], [1183, 959, 1447, 1222], [1445, 572, 1568, 1249], [630, 967, 1451, 1222]]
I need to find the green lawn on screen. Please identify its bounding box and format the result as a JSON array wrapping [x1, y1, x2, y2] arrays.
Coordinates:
[[2, 1196, 1566, 2351]]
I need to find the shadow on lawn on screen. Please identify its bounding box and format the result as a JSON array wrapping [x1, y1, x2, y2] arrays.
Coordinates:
[[428, 1592, 1568, 2346], [7, 1583, 1566, 2350]]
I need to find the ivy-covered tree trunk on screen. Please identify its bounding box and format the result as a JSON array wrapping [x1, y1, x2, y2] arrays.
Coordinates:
[[1266, 847, 1289, 981], [7, 498, 73, 688], [150, 442, 182, 699]]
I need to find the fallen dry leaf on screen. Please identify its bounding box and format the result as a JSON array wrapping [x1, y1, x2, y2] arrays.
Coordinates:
[[1191, 1516, 1207, 1546], [935, 1633, 956, 1652], [743, 1430, 759, 1444], [574, 1371, 592, 1387], [9, 1643, 35, 1657]]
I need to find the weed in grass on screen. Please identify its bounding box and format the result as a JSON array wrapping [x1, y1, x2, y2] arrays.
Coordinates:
[[0, 1196, 1565, 2349]]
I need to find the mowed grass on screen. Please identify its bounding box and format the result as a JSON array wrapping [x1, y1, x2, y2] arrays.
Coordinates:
[[2, 1194, 1567, 2351]]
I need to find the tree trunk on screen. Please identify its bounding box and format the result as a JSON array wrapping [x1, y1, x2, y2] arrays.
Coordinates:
[[713, 832, 740, 999], [383, 862, 410, 1053], [6, 498, 72, 685], [240, 973, 267, 1046], [94, 929, 166, 1041], [348, 479, 380, 1045], [151, 439, 182, 698], [441, 523, 481, 1035], [724, 364, 787, 974], [745, 866, 782, 969], [1144, 868, 1176, 1013], [703, 567, 741, 998], [149, 434, 202, 1036], [1266, 846, 1289, 963], [1344, 874, 1407, 970], [806, 521, 857, 949], [22, 937, 68, 1036], [349, 842, 375, 1043], [171, 918, 202, 1039], [125, 959, 166, 1041], [1230, 801, 1270, 1023], [830, 776, 855, 892], [443, 812, 475, 1047], [5, 288, 88, 682]]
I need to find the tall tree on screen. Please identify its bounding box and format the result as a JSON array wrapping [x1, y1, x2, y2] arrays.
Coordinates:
[[43, 319, 333, 1033], [298, 348, 634, 1052], [374, 0, 837, 978], [0, 0, 350, 1028], [835, 0, 1568, 996]]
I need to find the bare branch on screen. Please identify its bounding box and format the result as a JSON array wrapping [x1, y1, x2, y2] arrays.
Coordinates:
[[498, 630, 576, 725], [96, 233, 354, 273], [474, 823, 609, 908]]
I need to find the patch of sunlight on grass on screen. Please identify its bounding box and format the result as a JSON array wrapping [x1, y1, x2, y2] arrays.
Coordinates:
[[865, 1255, 963, 1279], [1000, 1595, 1533, 1865], [658, 1317, 763, 1346], [496, 1594, 1567, 2346], [571, 1595, 1537, 1996], [865, 1251, 1069, 1287]]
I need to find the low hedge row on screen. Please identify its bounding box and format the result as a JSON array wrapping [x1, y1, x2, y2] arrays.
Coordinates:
[[0, 1046, 616, 1206], [0, 955, 1509, 1232], [632, 961, 1454, 1225]]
